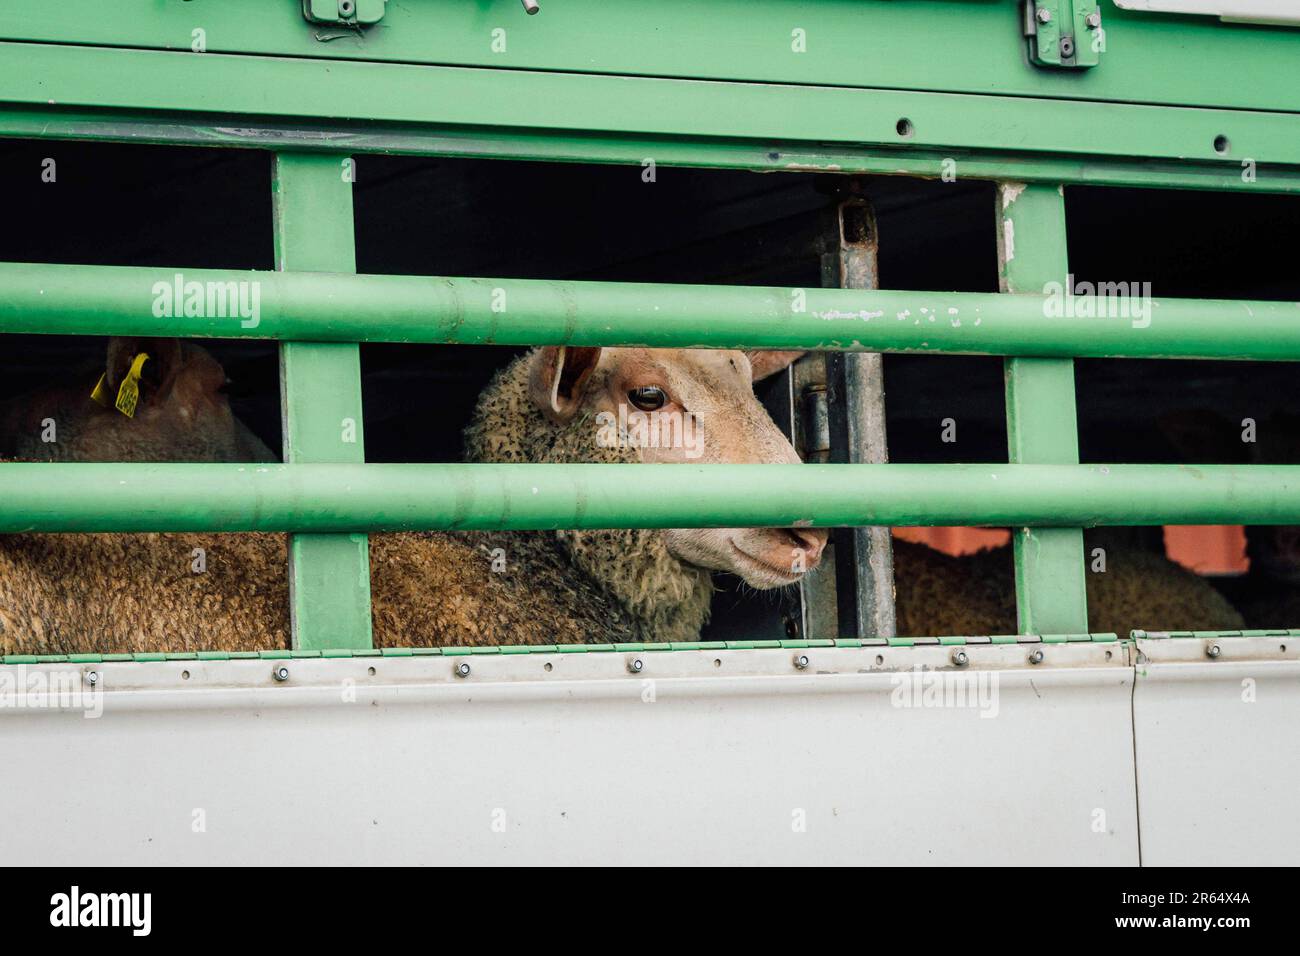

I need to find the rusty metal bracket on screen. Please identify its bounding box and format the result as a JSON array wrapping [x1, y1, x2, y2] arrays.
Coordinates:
[[820, 189, 897, 641], [1024, 0, 1105, 69]]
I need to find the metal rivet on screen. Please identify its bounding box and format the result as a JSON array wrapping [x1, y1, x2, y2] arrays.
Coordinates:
[[85, 670, 99, 686], [1086, 11, 1101, 28], [1028, 649, 1045, 665], [1059, 36, 1075, 57], [338, 0, 356, 17], [1036, 7, 1052, 23], [272, 665, 289, 682], [1206, 643, 1222, 659], [628, 658, 644, 674], [950, 649, 969, 667], [794, 654, 810, 670], [455, 661, 472, 678]]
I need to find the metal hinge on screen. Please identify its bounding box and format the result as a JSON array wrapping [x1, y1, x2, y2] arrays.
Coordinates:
[[1023, 0, 1105, 69], [302, 0, 387, 27]]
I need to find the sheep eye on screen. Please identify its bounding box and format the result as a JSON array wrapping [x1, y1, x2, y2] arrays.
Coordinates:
[[627, 386, 666, 411]]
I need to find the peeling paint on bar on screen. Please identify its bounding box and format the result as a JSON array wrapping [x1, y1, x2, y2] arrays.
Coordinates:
[[2, 263, 1298, 361], [1, 462, 1298, 533]]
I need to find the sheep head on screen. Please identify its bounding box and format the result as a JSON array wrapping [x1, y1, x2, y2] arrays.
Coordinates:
[[1, 337, 274, 464], [518, 345, 828, 589]]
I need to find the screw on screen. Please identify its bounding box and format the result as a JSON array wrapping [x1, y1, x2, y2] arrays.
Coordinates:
[[272, 665, 289, 682], [454, 661, 471, 678], [794, 654, 810, 670], [951, 649, 969, 667], [628, 658, 644, 674], [85, 670, 99, 686], [521, 0, 540, 13], [1028, 649, 1045, 665], [1207, 643, 1222, 659], [1086, 11, 1101, 28], [1036, 7, 1052, 23]]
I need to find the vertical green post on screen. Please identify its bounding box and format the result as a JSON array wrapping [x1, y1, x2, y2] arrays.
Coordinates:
[[272, 153, 373, 650], [996, 183, 1088, 634]]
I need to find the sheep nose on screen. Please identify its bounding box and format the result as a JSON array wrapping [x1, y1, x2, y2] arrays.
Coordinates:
[[786, 527, 827, 567]]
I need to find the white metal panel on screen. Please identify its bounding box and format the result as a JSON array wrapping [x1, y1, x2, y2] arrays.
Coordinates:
[[1133, 635, 1300, 865], [0, 645, 1138, 865], [1113, 0, 1300, 26]]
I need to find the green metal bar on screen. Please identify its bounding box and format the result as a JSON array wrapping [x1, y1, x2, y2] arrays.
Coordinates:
[[997, 182, 1087, 634], [5, 0, 1300, 114], [6, 107, 1300, 195], [272, 153, 373, 651], [2, 262, 1298, 361], [3, 42, 1300, 167], [2, 463, 1298, 533]]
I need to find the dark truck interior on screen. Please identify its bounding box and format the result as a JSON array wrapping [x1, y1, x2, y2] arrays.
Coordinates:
[[3, 141, 1298, 638]]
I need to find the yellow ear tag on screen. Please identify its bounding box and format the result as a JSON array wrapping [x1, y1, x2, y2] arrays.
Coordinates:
[[89, 374, 111, 408], [113, 352, 150, 418], [90, 352, 150, 418]]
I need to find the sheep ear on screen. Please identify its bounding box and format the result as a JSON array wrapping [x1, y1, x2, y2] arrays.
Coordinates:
[[528, 346, 603, 423], [747, 350, 806, 382], [105, 337, 184, 406]]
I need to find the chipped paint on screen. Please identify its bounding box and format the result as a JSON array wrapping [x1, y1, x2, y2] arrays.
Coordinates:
[[1000, 182, 1027, 207], [814, 309, 884, 321], [1001, 216, 1016, 263], [782, 162, 843, 172]]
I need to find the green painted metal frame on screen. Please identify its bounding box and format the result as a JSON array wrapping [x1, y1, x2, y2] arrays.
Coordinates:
[[5, 42, 1300, 170], [4, 1, 1298, 113], [997, 183, 1088, 634], [2, 6, 1300, 651], [272, 154, 373, 651], [3, 263, 1299, 360], [2, 462, 1298, 533], [3, 106, 1298, 195]]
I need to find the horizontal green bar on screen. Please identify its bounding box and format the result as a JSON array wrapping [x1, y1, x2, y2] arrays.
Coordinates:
[[2, 263, 1299, 360], [7, 1, 1299, 114], [5, 42, 1300, 166], [6, 108, 1300, 195], [2, 463, 1298, 533]]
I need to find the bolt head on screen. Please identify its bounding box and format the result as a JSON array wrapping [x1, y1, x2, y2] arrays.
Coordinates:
[[794, 654, 810, 670], [951, 650, 969, 667], [1207, 643, 1222, 659], [628, 658, 644, 674], [455, 661, 471, 677], [272, 665, 289, 682], [1036, 7, 1052, 23], [1086, 11, 1101, 28], [85, 670, 99, 686], [1028, 649, 1045, 665]]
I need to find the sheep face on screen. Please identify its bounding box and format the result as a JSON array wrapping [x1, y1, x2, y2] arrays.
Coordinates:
[[1, 336, 274, 464], [526, 346, 827, 588]]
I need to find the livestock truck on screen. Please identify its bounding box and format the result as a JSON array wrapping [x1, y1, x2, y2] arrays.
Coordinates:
[[0, 0, 1297, 879]]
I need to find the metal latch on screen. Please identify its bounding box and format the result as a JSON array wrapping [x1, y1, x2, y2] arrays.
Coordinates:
[[1023, 0, 1104, 69], [302, 0, 386, 27]]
